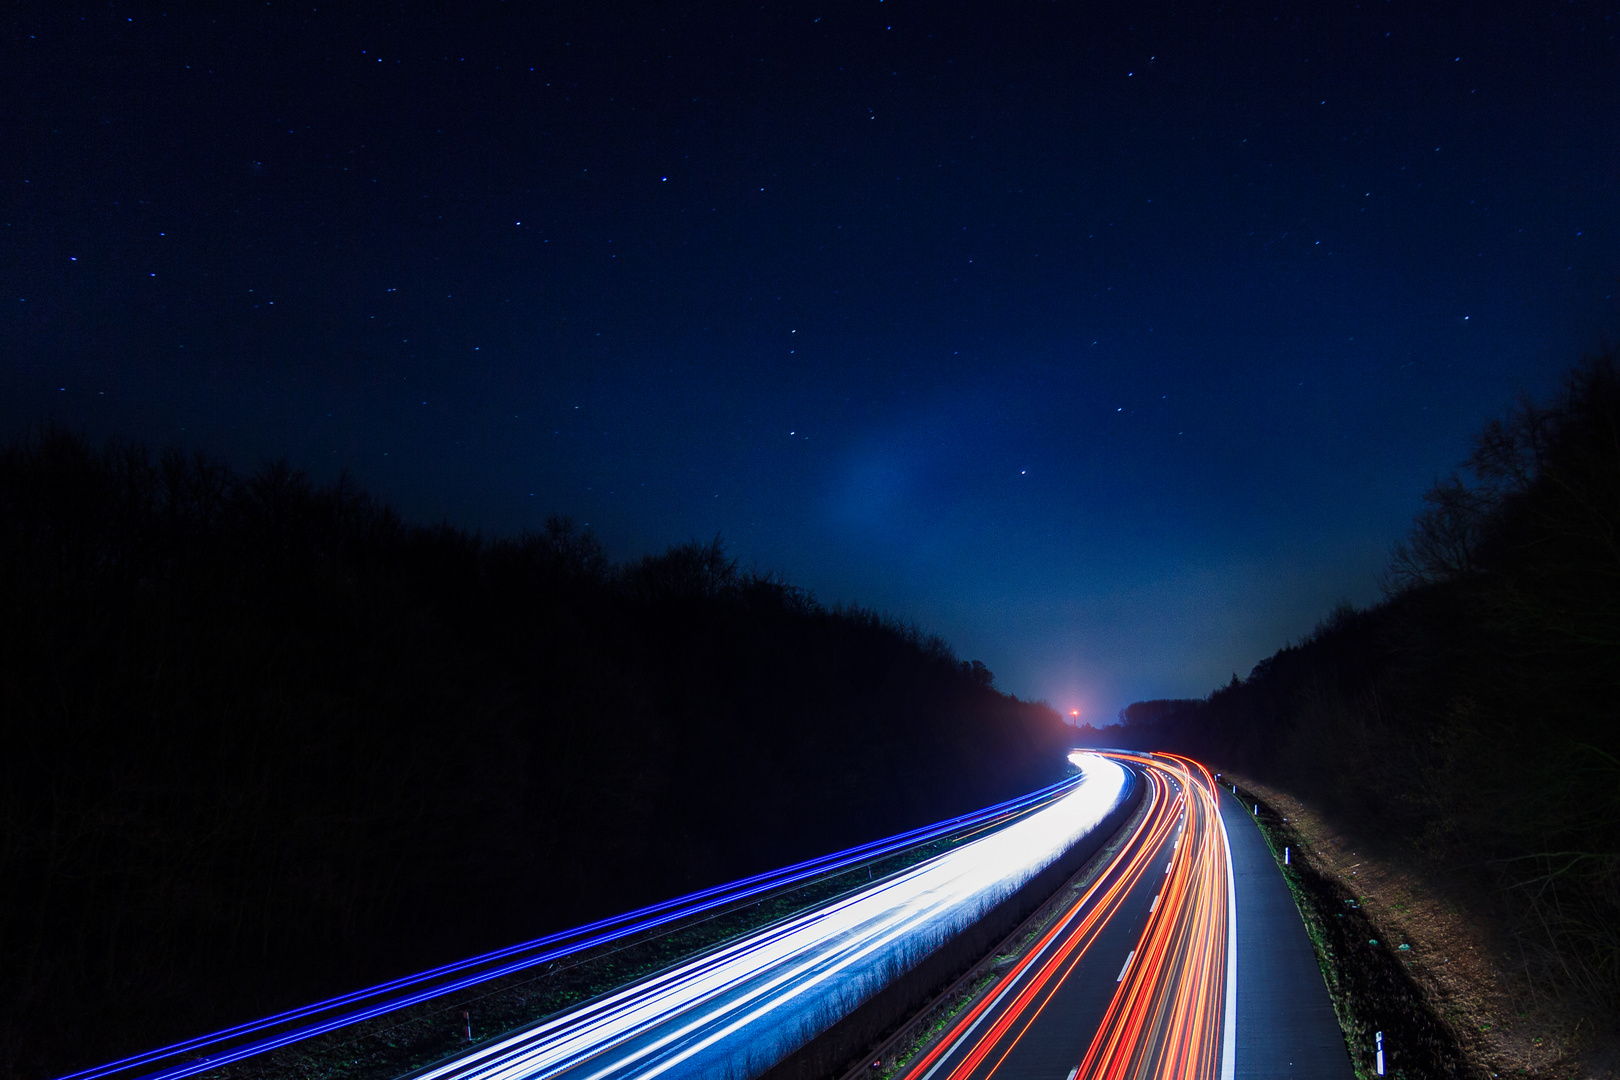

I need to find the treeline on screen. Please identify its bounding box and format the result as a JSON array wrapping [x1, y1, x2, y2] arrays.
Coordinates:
[[1115, 354, 1620, 1014], [0, 430, 1072, 1080]]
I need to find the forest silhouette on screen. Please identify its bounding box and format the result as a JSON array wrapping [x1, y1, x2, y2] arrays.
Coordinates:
[[1107, 353, 1620, 1019], [0, 431, 1071, 1080], [10, 354, 1616, 1078]]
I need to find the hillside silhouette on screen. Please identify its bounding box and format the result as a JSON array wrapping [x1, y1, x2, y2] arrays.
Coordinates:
[[0, 430, 1073, 1080], [1115, 353, 1620, 1018]]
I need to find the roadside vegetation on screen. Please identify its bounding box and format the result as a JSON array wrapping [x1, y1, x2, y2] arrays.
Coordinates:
[[1235, 773, 1592, 1079], [0, 429, 1073, 1080], [1226, 777, 1477, 1079], [1111, 353, 1620, 1075]]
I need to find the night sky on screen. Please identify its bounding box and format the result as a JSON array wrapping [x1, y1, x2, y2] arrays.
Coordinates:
[[5, 2, 1617, 719]]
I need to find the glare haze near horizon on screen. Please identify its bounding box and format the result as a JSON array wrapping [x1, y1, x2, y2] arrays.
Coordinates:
[[4, 3, 1616, 718]]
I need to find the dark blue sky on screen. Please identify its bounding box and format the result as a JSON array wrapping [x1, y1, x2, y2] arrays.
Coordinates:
[[5, 1, 1617, 718]]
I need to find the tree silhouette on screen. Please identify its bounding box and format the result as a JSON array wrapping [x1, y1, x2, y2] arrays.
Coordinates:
[[0, 427, 1073, 1080]]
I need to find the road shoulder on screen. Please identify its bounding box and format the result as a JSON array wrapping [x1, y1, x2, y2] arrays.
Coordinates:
[[1218, 786, 1354, 1079]]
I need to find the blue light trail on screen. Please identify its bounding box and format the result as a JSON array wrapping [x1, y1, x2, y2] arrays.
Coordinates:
[[64, 768, 1106, 1080]]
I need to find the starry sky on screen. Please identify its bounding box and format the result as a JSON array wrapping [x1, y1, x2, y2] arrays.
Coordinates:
[[4, 2, 1617, 719]]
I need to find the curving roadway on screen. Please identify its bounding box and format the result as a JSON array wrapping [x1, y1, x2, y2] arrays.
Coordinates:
[[900, 752, 1235, 1080]]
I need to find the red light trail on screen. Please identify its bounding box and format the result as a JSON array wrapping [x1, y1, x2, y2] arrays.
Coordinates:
[[905, 753, 1235, 1080]]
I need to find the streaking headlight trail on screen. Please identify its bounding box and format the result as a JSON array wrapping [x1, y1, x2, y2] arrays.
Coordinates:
[[63, 759, 1131, 1080], [416, 755, 1130, 1080]]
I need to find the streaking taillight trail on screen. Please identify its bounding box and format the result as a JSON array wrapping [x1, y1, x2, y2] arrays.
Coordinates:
[[908, 752, 1235, 1080], [1071, 755, 1231, 1080]]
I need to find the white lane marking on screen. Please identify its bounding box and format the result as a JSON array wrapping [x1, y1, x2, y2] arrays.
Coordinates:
[[1116, 950, 1135, 982], [1149, 892, 1159, 913], [1066, 1069, 1079, 1080], [1165, 859, 1173, 875], [1216, 786, 1239, 1080]]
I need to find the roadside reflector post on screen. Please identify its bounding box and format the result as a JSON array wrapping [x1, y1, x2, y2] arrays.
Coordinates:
[[1253, 803, 1258, 815], [1375, 1030, 1385, 1075], [463, 1010, 472, 1042], [1285, 846, 1290, 865]]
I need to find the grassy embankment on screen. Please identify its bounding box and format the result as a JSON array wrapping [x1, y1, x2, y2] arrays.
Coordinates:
[[1224, 776, 1478, 1079], [1230, 774, 1596, 1080]]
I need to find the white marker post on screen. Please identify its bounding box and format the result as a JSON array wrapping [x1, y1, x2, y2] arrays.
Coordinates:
[[1375, 1030, 1385, 1075], [1285, 846, 1290, 865]]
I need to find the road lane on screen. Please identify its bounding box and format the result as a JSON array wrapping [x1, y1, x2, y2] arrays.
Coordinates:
[[1074, 755, 1229, 1079], [905, 753, 1234, 1080], [1217, 788, 1352, 1078]]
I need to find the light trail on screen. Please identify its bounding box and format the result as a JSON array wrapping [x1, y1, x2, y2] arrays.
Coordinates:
[[1071, 755, 1228, 1080], [905, 752, 1235, 1080], [64, 770, 1101, 1080], [411, 756, 1132, 1080]]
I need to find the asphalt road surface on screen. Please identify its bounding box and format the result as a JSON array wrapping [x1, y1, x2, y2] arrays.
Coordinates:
[[901, 753, 1231, 1080], [1219, 787, 1353, 1079]]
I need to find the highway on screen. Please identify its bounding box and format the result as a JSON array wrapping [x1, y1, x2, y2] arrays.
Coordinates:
[[900, 752, 1236, 1080], [67, 750, 1345, 1080]]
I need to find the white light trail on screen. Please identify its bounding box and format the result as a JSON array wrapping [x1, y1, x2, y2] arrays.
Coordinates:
[[419, 756, 1130, 1080]]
